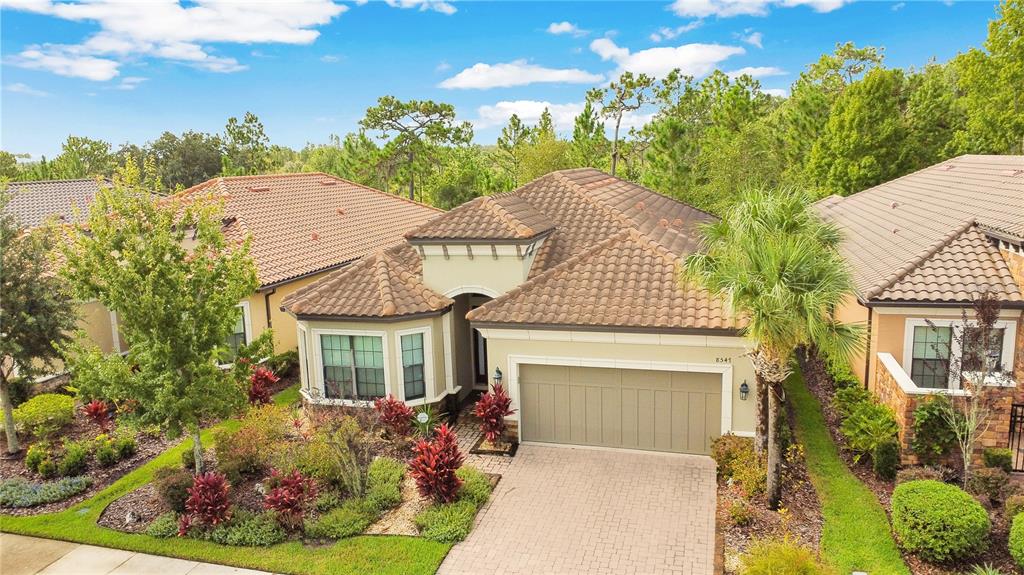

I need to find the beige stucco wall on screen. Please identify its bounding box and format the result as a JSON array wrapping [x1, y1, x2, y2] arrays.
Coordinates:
[[479, 330, 758, 436], [246, 271, 339, 354], [836, 295, 871, 383], [418, 239, 545, 298], [295, 315, 448, 405]]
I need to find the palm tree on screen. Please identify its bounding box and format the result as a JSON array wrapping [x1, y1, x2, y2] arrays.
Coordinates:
[[684, 186, 863, 509]]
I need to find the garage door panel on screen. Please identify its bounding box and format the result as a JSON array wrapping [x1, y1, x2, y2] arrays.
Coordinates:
[[520, 364, 722, 455]]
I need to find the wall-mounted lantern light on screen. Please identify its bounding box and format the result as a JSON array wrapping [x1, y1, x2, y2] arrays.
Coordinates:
[[493, 367, 503, 388], [739, 380, 750, 401]]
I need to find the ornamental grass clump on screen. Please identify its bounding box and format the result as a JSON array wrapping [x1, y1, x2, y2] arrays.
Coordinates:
[[373, 395, 414, 437], [409, 423, 463, 503], [474, 384, 515, 444], [892, 480, 990, 562], [180, 472, 232, 535], [263, 468, 318, 530]]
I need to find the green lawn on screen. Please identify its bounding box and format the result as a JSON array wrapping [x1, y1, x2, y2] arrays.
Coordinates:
[[786, 370, 910, 575], [0, 385, 451, 575]]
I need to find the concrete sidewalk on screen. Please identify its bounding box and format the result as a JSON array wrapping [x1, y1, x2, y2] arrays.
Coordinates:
[[0, 533, 274, 575]]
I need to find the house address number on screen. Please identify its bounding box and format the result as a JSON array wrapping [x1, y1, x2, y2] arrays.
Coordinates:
[[716, 357, 732, 363]]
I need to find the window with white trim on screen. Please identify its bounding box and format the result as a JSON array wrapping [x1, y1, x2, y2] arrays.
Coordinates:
[[904, 318, 1017, 389], [224, 304, 249, 362], [910, 325, 951, 388], [320, 334, 385, 400], [401, 333, 426, 401]]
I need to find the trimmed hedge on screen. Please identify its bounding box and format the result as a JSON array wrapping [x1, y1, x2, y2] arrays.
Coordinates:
[[892, 480, 990, 562], [1011, 513, 1024, 568]]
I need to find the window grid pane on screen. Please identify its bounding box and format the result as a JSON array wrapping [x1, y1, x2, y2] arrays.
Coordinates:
[[401, 333, 425, 400], [910, 326, 951, 388]]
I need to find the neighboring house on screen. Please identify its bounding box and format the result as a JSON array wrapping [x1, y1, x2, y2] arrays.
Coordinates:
[[170, 172, 442, 357], [815, 154, 1024, 465], [282, 169, 758, 456], [2, 178, 128, 359]]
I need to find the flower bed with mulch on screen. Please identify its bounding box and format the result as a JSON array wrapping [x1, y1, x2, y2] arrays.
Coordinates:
[[799, 351, 1020, 575]]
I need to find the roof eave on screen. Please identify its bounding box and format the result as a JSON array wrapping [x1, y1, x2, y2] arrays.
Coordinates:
[[289, 307, 452, 323], [469, 320, 744, 337], [865, 299, 1024, 309]]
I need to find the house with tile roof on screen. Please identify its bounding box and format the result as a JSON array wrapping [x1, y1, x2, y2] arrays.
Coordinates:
[[282, 168, 758, 455], [171, 172, 442, 357], [815, 154, 1024, 467]]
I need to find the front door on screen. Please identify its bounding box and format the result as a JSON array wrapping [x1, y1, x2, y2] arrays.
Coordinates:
[[472, 327, 488, 388]]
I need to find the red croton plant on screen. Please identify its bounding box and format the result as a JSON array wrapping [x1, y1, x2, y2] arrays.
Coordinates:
[[409, 423, 464, 503], [248, 367, 279, 405], [474, 384, 515, 444], [374, 394, 414, 437], [83, 399, 112, 432], [263, 468, 318, 529], [179, 472, 232, 536]]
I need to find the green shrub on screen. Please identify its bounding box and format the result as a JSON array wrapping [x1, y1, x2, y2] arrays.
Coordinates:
[[839, 401, 898, 462], [304, 498, 377, 539], [711, 434, 754, 480], [892, 480, 990, 562], [7, 377, 31, 407], [37, 458, 59, 479], [910, 396, 956, 464], [266, 351, 299, 377], [968, 467, 1009, 504], [94, 435, 119, 467], [58, 440, 91, 477], [25, 442, 53, 475], [10, 394, 74, 438], [366, 458, 405, 512], [872, 439, 900, 481], [202, 510, 286, 547], [831, 385, 871, 420], [154, 466, 193, 513], [114, 433, 137, 460], [738, 537, 835, 575], [181, 447, 197, 471], [0, 476, 92, 508], [983, 447, 1013, 473], [414, 500, 477, 543], [824, 357, 860, 389], [1006, 494, 1024, 519], [456, 467, 492, 509], [314, 490, 344, 513], [214, 405, 291, 482], [1011, 513, 1024, 568], [146, 512, 179, 538], [968, 564, 1007, 575], [728, 500, 754, 527]]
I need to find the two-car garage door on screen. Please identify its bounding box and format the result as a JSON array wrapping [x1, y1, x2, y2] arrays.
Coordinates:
[[518, 364, 723, 455]]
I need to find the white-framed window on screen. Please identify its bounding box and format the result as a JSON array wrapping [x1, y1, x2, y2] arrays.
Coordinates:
[[312, 329, 390, 402], [297, 323, 309, 393], [223, 301, 252, 363], [395, 326, 433, 404], [903, 318, 1017, 389]]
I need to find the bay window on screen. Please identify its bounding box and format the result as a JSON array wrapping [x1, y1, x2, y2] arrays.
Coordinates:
[[320, 334, 385, 400]]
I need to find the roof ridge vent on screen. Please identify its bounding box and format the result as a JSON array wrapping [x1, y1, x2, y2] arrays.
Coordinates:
[[247, 186, 271, 192], [320, 179, 337, 186], [890, 201, 899, 209], [937, 164, 956, 171]]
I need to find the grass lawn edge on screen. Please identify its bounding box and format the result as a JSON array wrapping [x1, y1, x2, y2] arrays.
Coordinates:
[[0, 384, 453, 575], [786, 369, 911, 575]]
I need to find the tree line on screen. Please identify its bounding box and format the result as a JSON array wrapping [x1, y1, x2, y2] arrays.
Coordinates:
[[2, 0, 1019, 214]]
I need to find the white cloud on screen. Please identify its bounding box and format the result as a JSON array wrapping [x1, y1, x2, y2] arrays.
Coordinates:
[[384, 0, 456, 15], [727, 66, 785, 78], [763, 88, 788, 97], [474, 100, 584, 130], [4, 82, 50, 97], [591, 37, 744, 78], [891, 2, 905, 10], [7, 46, 121, 81], [440, 60, 603, 89], [736, 29, 763, 48], [115, 76, 147, 90], [4, 0, 346, 80], [649, 21, 703, 43], [547, 21, 588, 37], [321, 54, 341, 63], [669, 0, 848, 18], [435, 60, 452, 72]]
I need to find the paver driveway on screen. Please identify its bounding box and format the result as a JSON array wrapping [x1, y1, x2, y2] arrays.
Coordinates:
[[439, 443, 716, 575]]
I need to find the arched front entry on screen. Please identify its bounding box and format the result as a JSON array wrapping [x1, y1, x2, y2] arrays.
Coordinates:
[[443, 288, 495, 393]]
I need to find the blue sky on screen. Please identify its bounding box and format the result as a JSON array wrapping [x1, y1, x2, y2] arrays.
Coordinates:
[[0, 0, 1002, 159]]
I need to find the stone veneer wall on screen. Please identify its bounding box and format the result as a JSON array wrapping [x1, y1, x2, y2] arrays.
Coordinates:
[[874, 354, 1016, 466]]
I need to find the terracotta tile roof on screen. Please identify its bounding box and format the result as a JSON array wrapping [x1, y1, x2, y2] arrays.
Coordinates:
[[281, 243, 453, 319], [284, 168, 729, 331], [814, 155, 1024, 304], [174, 172, 441, 287], [874, 224, 1023, 304], [466, 227, 742, 332], [3, 178, 109, 229], [406, 194, 555, 241]]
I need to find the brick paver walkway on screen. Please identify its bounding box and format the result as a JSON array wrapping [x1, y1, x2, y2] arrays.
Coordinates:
[[442, 420, 717, 575]]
